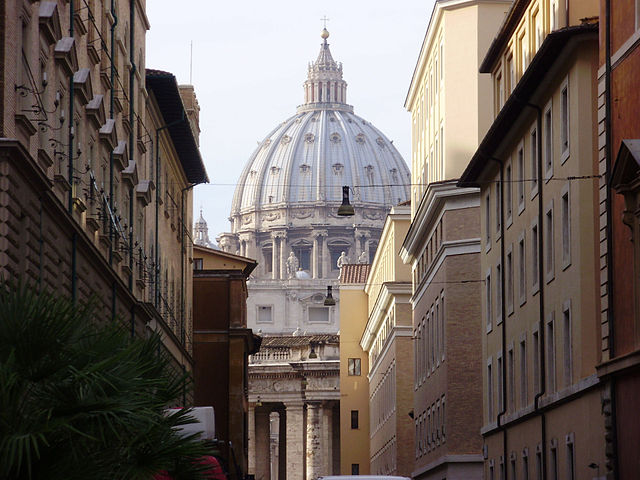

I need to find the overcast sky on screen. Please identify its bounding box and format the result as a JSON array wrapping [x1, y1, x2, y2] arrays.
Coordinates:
[[146, 0, 436, 240]]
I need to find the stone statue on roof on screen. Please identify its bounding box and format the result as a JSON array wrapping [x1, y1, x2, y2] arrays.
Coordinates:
[[336, 251, 349, 270]]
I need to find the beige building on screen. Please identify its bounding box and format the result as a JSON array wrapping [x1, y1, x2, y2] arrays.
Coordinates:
[[0, 0, 207, 375], [339, 263, 372, 475], [459, 1, 606, 478], [405, 0, 512, 218], [361, 205, 414, 477], [402, 2, 509, 478], [401, 181, 484, 480]]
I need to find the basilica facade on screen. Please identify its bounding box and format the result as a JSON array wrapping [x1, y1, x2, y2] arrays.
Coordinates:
[[215, 28, 410, 480]]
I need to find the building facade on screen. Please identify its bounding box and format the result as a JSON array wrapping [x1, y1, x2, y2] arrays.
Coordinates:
[[402, 2, 509, 478], [214, 29, 411, 480], [459, 1, 605, 478], [401, 182, 484, 480], [599, 1, 640, 477], [0, 0, 206, 374], [192, 245, 260, 480], [339, 263, 371, 476], [361, 205, 414, 477]]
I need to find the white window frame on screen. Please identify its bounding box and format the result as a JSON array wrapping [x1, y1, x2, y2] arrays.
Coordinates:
[[486, 192, 492, 251], [560, 77, 570, 163], [517, 142, 526, 214], [496, 261, 503, 325], [561, 182, 571, 270], [545, 200, 555, 283], [544, 100, 553, 182], [532, 325, 540, 394], [496, 180, 502, 237], [508, 344, 515, 411], [487, 357, 494, 420], [566, 432, 576, 480], [497, 352, 504, 413], [506, 163, 513, 227], [519, 333, 528, 408], [257, 305, 274, 323]]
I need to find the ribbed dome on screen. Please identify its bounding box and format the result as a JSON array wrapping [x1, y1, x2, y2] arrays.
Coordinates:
[[230, 30, 410, 216]]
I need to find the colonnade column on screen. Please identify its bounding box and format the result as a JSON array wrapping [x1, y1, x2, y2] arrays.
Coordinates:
[[279, 233, 287, 280], [248, 405, 256, 476], [255, 407, 271, 480], [306, 402, 322, 480], [285, 402, 305, 480], [322, 403, 333, 476], [320, 231, 330, 278]]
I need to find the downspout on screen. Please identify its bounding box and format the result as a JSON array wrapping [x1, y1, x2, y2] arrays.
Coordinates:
[[128, 0, 135, 294], [181, 183, 198, 346], [68, 0, 77, 303], [490, 156, 508, 478], [108, 0, 117, 267], [604, 1, 619, 477], [109, 0, 117, 321], [154, 112, 185, 307]]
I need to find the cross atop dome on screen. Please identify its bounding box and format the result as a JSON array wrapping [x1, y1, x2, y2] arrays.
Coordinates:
[[302, 27, 348, 107]]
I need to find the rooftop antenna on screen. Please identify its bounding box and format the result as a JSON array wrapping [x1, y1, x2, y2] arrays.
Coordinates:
[[189, 40, 193, 84]]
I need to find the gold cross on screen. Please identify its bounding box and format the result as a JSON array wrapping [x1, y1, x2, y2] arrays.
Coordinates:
[[321, 16, 330, 29]]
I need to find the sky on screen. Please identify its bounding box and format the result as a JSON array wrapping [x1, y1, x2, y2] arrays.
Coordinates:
[[145, 0, 436, 240]]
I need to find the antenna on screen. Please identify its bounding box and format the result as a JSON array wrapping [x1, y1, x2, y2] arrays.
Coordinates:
[[189, 41, 193, 84]]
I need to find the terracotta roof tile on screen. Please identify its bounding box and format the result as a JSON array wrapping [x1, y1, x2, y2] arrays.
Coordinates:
[[339, 264, 370, 284], [259, 334, 339, 348]]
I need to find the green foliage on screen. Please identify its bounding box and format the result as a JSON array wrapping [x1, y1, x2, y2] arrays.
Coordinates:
[[0, 283, 210, 480]]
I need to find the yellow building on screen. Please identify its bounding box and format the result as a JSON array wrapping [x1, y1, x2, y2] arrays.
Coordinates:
[[405, 0, 512, 218], [361, 205, 413, 476], [339, 263, 371, 475], [459, 1, 605, 478]]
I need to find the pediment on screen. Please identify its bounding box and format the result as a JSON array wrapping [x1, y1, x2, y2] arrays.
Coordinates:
[[39, 2, 62, 45], [86, 94, 105, 129], [54, 37, 78, 77], [611, 139, 640, 193], [73, 68, 93, 105]]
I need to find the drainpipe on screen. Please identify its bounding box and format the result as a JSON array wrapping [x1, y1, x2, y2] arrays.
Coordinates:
[[181, 183, 198, 346], [127, 0, 135, 293], [68, 0, 77, 303], [108, 0, 117, 266], [490, 156, 508, 478], [154, 112, 186, 307], [604, 1, 619, 477]]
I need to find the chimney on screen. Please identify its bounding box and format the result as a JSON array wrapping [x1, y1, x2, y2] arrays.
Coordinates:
[[178, 85, 201, 146]]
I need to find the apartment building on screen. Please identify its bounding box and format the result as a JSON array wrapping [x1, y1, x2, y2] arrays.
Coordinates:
[[0, 0, 207, 373], [402, 2, 508, 478], [459, 1, 605, 478], [361, 205, 413, 477], [401, 181, 483, 480], [339, 263, 372, 475], [599, 1, 640, 477]]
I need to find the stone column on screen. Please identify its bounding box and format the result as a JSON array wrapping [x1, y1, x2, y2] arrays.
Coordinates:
[[306, 402, 322, 480], [255, 408, 271, 480], [271, 234, 279, 280], [285, 402, 305, 480], [277, 233, 287, 280], [270, 411, 280, 480], [322, 404, 332, 476], [248, 405, 256, 475], [317, 230, 328, 279]]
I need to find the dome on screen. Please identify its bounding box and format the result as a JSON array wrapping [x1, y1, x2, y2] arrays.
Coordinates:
[[230, 30, 410, 217]]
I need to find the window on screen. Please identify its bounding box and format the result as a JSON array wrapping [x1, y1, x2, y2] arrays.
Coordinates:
[[440, 292, 445, 361], [518, 146, 525, 212], [308, 307, 329, 323], [506, 164, 513, 223], [523, 449, 529, 480], [532, 220, 539, 292], [263, 246, 273, 274], [561, 184, 571, 268], [544, 105, 553, 179], [563, 300, 572, 387], [519, 235, 526, 305], [566, 434, 575, 480], [488, 360, 494, 419], [351, 464, 359, 475], [348, 358, 361, 376], [546, 203, 554, 282], [496, 181, 502, 235], [497, 354, 504, 412], [506, 54, 514, 94], [520, 338, 528, 407], [486, 270, 493, 332], [550, 440, 558, 480], [533, 329, 540, 393], [486, 192, 491, 247], [351, 410, 359, 429], [511, 455, 517, 480], [547, 313, 556, 392], [496, 262, 502, 322], [561, 81, 569, 162], [507, 248, 514, 314], [508, 347, 515, 410], [440, 43, 444, 79], [257, 306, 272, 323], [536, 448, 543, 480], [530, 128, 538, 197], [193, 258, 203, 270], [496, 72, 504, 113], [292, 243, 311, 272]]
